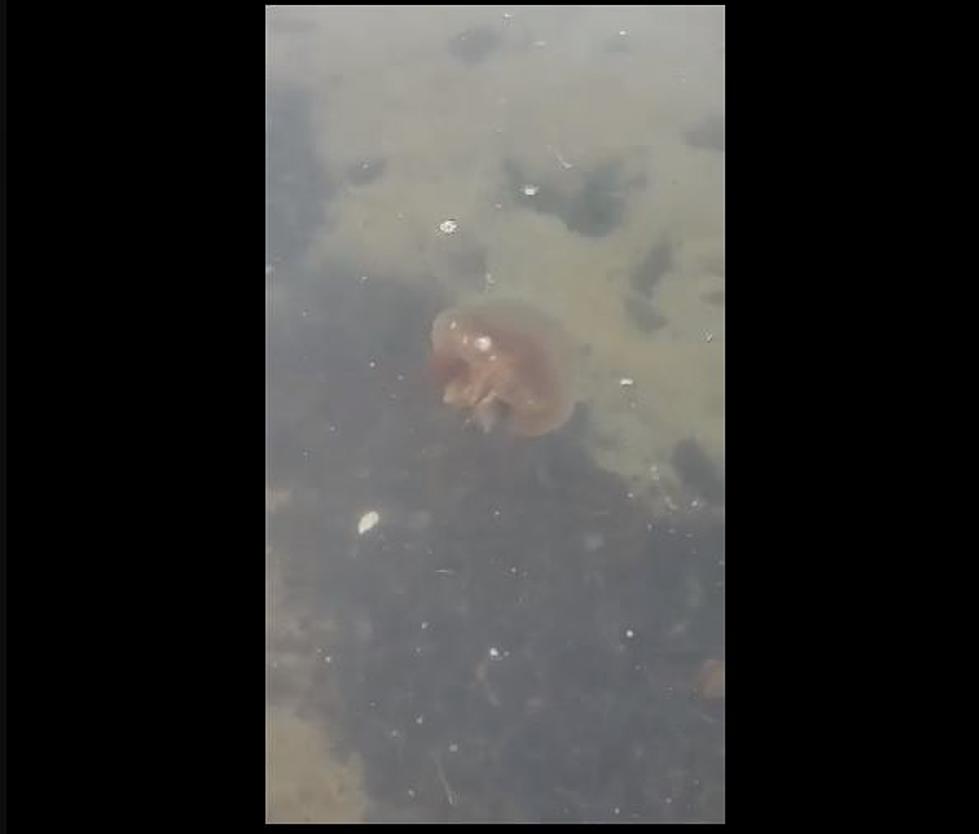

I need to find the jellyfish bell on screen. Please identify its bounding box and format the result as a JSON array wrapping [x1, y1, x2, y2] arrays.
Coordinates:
[[430, 300, 576, 437]]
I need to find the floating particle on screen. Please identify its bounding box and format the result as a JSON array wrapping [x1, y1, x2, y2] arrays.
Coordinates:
[[533, 40, 547, 47], [360, 275, 368, 282], [489, 647, 501, 659], [368, 360, 376, 368], [324, 655, 333, 664], [421, 621, 429, 630], [407, 788, 416, 799], [503, 12, 512, 21], [448, 743, 459, 753], [705, 331, 714, 342], [521, 184, 539, 196], [415, 715, 424, 725], [618, 29, 629, 37], [625, 629, 635, 639], [439, 219, 459, 234], [549, 146, 574, 169], [619, 377, 635, 387], [357, 510, 380, 535], [583, 532, 605, 552]]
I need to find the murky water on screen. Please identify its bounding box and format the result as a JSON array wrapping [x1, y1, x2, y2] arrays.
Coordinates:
[[267, 5, 724, 823]]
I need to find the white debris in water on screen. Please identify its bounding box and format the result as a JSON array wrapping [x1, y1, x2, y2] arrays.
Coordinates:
[[360, 275, 368, 282], [489, 647, 501, 659], [533, 40, 548, 47], [503, 12, 512, 21], [301, 309, 309, 318], [421, 621, 429, 630], [407, 788, 416, 799], [619, 377, 635, 387], [415, 715, 424, 725], [439, 219, 459, 234], [509, 566, 518, 574], [368, 360, 376, 368], [625, 629, 635, 639], [448, 743, 459, 753], [324, 655, 333, 664], [549, 146, 574, 169], [475, 335, 493, 352], [618, 29, 629, 37], [521, 184, 539, 196], [705, 331, 714, 342], [357, 511, 380, 535]]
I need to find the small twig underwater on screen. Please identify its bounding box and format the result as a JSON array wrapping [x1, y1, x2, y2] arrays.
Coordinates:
[[433, 752, 457, 807]]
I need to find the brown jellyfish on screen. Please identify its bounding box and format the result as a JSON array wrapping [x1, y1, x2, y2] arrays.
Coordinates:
[[430, 300, 576, 437]]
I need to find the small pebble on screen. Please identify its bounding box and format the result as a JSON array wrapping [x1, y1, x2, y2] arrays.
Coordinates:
[[357, 511, 380, 535]]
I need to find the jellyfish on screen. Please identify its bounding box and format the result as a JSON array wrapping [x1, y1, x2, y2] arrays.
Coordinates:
[[430, 300, 576, 437]]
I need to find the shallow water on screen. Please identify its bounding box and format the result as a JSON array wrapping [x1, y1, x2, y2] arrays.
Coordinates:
[[267, 5, 724, 823]]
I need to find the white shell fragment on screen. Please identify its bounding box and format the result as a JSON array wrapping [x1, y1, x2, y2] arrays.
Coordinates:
[[439, 219, 459, 234], [357, 511, 380, 535]]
